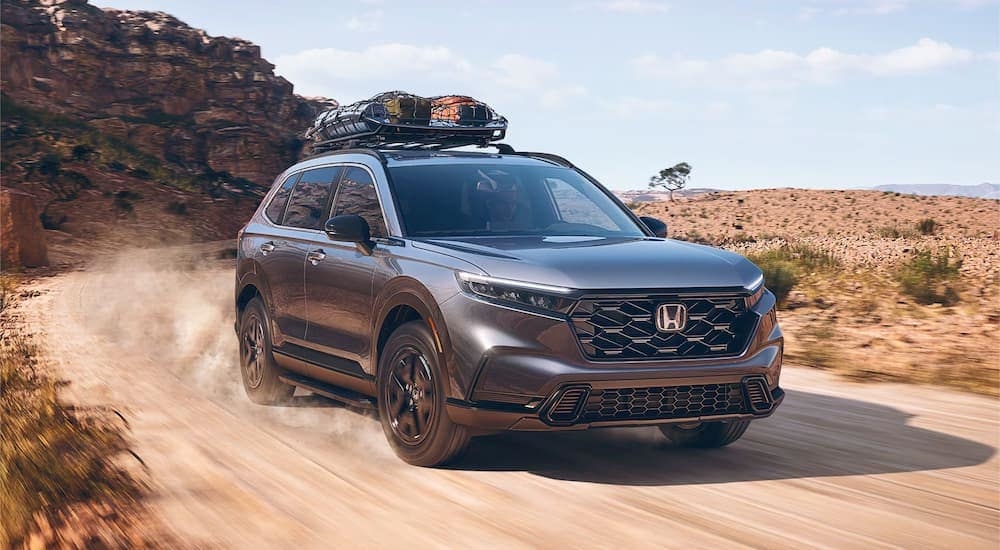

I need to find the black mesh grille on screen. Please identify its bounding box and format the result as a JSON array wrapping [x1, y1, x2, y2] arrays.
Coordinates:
[[571, 295, 756, 361], [581, 383, 748, 423]]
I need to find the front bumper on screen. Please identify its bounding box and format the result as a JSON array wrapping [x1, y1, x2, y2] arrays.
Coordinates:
[[438, 289, 785, 432], [445, 349, 784, 432]]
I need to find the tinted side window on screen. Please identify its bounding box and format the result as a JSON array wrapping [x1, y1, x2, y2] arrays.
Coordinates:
[[332, 167, 386, 238], [264, 173, 298, 223], [283, 167, 342, 230]]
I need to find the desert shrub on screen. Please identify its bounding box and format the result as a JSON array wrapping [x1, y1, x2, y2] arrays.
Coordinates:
[[71, 144, 95, 162], [165, 201, 189, 216], [39, 211, 67, 230], [127, 167, 151, 180], [896, 247, 962, 305], [916, 218, 938, 235], [677, 230, 712, 245], [48, 170, 92, 201], [799, 324, 836, 369], [750, 244, 838, 272], [36, 153, 62, 178], [0, 275, 17, 313], [876, 225, 916, 239], [745, 244, 839, 306], [106, 160, 126, 172], [757, 260, 798, 306], [113, 190, 141, 217], [0, 333, 143, 547]]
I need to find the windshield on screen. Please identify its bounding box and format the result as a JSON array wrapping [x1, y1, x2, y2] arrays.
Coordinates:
[[387, 163, 646, 238]]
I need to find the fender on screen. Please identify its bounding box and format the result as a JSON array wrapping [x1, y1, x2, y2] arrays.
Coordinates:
[[371, 277, 464, 399], [235, 267, 289, 347]]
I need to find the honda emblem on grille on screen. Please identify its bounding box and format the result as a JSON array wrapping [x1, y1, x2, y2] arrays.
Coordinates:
[[655, 303, 687, 332]]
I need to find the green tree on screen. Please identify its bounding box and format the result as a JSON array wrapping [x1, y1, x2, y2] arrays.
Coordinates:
[[649, 162, 692, 201]]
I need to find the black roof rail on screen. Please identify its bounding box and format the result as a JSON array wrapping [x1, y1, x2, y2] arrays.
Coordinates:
[[508, 150, 575, 168], [301, 147, 388, 165]]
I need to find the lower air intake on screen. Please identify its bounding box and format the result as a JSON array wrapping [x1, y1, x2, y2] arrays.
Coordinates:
[[545, 386, 590, 424], [743, 376, 773, 413]]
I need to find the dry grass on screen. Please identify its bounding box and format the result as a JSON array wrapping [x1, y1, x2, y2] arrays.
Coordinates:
[[633, 190, 1000, 396], [0, 281, 149, 548]]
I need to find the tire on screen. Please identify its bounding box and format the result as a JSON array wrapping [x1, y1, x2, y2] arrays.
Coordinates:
[[377, 321, 470, 467], [238, 297, 295, 405], [658, 419, 751, 448]]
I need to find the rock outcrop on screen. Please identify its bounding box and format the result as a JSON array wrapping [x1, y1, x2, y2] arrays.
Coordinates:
[[1, 189, 50, 268], [1, 0, 330, 186]]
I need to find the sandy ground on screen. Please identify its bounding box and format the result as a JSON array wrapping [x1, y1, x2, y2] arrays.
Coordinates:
[[20, 247, 1000, 549]]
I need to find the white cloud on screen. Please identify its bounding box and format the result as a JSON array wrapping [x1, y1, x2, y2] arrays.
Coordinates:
[[600, 97, 735, 119], [632, 38, 976, 89], [343, 10, 383, 32], [796, 0, 997, 18], [595, 0, 669, 13], [278, 44, 466, 82], [276, 44, 585, 108], [602, 97, 680, 117], [540, 85, 589, 108], [492, 54, 559, 91]]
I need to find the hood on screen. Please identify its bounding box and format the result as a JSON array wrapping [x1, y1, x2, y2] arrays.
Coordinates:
[[413, 236, 762, 291]]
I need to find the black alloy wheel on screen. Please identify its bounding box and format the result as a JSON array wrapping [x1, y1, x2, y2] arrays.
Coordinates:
[[377, 321, 470, 466]]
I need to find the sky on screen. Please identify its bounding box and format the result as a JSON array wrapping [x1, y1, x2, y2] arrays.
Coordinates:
[[93, 0, 998, 191]]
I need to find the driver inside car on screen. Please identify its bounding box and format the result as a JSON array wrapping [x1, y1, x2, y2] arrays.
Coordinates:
[[477, 169, 532, 232]]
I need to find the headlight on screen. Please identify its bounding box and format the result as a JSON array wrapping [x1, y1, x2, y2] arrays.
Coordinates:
[[456, 272, 576, 315], [745, 274, 766, 309]]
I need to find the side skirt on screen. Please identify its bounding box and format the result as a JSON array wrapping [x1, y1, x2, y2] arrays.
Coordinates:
[[273, 343, 376, 398]]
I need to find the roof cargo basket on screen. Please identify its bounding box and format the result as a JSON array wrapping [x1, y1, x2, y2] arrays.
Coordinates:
[[305, 91, 507, 154]]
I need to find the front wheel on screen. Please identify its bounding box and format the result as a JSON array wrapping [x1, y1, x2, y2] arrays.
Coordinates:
[[658, 419, 751, 448], [377, 321, 470, 467]]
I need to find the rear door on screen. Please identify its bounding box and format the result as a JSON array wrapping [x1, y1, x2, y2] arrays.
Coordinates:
[[252, 172, 309, 342], [303, 165, 389, 365], [264, 166, 342, 343]]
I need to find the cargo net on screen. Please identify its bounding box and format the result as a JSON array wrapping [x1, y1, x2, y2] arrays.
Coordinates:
[[305, 91, 507, 153]]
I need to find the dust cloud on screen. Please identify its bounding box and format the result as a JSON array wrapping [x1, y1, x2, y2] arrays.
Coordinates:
[[76, 245, 392, 457]]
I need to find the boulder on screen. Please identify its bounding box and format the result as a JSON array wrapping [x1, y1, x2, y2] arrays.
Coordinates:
[[1, 189, 49, 268]]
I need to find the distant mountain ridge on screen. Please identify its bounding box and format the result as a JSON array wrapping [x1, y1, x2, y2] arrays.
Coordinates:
[[872, 183, 999, 199]]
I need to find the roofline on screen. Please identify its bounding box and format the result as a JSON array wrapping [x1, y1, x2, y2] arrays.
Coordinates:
[[299, 144, 575, 169]]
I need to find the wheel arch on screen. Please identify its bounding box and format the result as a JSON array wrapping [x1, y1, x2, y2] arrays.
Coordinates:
[[235, 270, 278, 341], [372, 278, 460, 397]]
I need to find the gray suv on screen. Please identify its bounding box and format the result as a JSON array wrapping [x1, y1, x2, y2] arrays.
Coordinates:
[[235, 147, 784, 466]]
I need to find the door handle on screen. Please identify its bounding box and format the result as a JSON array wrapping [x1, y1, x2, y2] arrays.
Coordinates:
[[307, 249, 326, 266], [259, 242, 276, 255]]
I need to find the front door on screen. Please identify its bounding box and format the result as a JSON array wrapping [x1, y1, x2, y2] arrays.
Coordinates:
[[304, 165, 389, 368]]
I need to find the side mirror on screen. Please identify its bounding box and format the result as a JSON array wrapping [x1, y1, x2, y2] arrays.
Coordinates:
[[324, 214, 374, 255], [639, 216, 668, 238]]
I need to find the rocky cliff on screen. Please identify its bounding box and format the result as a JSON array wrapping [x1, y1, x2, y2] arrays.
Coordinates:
[[0, 0, 338, 260], [2, 0, 329, 186]]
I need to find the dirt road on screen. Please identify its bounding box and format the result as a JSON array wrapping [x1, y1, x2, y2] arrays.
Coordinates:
[[23, 248, 999, 548]]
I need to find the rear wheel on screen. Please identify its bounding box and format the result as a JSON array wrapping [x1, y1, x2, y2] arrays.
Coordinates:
[[658, 419, 751, 448], [377, 321, 470, 467], [239, 297, 294, 405]]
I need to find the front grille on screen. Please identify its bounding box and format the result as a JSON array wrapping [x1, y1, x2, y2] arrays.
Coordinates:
[[581, 383, 747, 423], [571, 295, 757, 361]]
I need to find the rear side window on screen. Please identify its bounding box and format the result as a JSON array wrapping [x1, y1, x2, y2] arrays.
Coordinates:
[[264, 174, 298, 223], [332, 167, 387, 238], [283, 166, 342, 230]]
